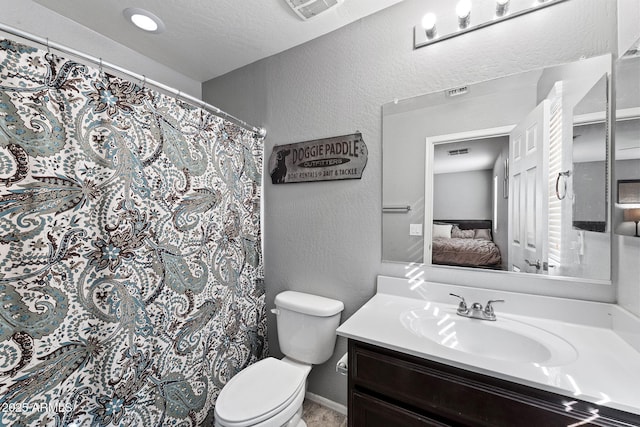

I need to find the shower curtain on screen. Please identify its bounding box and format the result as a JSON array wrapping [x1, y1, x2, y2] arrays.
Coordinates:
[[0, 38, 266, 426]]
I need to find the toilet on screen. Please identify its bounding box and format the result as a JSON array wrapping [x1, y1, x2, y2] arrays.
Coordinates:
[[214, 291, 344, 427]]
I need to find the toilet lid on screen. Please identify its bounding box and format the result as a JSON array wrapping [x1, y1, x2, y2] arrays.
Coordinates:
[[215, 357, 307, 426]]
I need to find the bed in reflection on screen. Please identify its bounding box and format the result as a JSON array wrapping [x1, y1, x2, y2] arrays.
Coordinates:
[[432, 220, 502, 269]]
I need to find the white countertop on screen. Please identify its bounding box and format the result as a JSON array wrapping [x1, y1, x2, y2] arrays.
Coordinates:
[[336, 276, 640, 417]]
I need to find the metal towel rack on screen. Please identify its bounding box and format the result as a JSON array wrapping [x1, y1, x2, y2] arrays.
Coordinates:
[[555, 170, 571, 200], [383, 205, 412, 213]]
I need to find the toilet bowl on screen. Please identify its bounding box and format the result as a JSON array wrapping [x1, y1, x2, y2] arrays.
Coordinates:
[[214, 291, 344, 427], [214, 357, 311, 427]]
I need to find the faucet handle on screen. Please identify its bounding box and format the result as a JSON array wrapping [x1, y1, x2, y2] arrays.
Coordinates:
[[484, 299, 505, 317], [449, 293, 468, 313]]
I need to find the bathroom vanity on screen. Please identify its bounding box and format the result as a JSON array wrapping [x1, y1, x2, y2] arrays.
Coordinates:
[[337, 276, 640, 427], [348, 340, 636, 426]]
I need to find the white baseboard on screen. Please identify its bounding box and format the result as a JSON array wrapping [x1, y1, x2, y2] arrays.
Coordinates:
[[305, 391, 347, 416]]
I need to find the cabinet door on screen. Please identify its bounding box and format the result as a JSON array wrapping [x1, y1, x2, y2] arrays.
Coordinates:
[[348, 340, 640, 427], [351, 391, 450, 427]]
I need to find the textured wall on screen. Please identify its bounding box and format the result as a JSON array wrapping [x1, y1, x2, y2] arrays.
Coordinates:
[[203, 0, 622, 406]]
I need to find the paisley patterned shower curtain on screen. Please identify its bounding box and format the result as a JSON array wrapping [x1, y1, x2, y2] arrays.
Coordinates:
[[0, 38, 266, 426]]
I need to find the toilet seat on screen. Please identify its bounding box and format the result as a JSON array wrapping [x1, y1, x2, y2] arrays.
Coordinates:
[[214, 357, 309, 427]]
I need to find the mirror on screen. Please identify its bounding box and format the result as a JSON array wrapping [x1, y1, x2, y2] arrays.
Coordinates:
[[382, 54, 611, 282], [614, 40, 640, 238], [572, 75, 608, 233]]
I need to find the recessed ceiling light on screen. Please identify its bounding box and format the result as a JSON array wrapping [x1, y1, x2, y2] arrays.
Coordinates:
[[123, 8, 165, 34]]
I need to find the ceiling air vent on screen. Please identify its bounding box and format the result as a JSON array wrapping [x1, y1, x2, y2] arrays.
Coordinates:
[[448, 148, 469, 156], [285, 0, 343, 20]]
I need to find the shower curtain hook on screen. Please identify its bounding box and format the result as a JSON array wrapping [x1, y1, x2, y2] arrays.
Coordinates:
[[45, 37, 51, 54], [142, 75, 146, 88], [98, 58, 107, 82]]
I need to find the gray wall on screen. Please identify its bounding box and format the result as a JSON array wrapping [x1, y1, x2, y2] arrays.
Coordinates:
[[574, 161, 606, 222], [203, 0, 626, 406], [433, 170, 492, 219]]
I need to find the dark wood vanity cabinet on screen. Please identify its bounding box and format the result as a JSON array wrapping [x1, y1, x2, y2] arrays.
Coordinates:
[[347, 340, 640, 427]]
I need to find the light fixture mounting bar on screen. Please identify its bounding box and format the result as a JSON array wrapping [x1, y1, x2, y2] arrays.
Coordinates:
[[414, 0, 568, 50]]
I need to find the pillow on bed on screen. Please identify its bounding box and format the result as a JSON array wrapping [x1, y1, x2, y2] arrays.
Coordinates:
[[452, 226, 475, 239], [474, 228, 492, 240], [433, 223, 453, 239]]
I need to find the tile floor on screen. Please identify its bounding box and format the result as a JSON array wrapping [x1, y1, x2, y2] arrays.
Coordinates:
[[301, 400, 347, 427]]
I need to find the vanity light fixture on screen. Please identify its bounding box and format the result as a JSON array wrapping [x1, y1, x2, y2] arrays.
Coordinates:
[[495, 0, 509, 17], [123, 8, 166, 34], [456, 0, 472, 30], [413, 0, 567, 49], [421, 13, 437, 39]]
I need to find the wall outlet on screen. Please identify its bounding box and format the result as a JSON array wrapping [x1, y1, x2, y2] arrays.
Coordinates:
[[409, 223, 423, 236]]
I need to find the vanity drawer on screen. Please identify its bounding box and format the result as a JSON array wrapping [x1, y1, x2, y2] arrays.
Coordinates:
[[348, 340, 638, 427], [351, 391, 450, 427]]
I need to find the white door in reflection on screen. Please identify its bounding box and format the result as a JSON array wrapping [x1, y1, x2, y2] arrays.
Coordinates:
[[509, 100, 550, 273]]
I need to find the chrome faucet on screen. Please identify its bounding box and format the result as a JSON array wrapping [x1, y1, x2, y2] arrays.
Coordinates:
[[449, 293, 504, 321]]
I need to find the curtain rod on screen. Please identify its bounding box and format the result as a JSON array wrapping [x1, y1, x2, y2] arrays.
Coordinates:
[[0, 22, 267, 138]]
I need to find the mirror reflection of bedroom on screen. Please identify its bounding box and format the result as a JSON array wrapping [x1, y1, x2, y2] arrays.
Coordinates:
[[432, 136, 508, 270], [383, 53, 612, 282]]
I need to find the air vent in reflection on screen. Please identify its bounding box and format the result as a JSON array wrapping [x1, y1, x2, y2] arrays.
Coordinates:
[[448, 148, 469, 156]]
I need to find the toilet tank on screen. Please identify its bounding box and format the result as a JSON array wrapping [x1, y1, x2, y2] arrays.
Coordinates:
[[274, 291, 344, 364]]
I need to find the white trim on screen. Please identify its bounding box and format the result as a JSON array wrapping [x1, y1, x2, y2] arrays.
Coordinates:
[[574, 111, 606, 125], [426, 125, 516, 145], [575, 107, 640, 125], [424, 125, 516, 264], [574, 106, 640, 125], [423, 137, 434, 263], [616, 107, 640, 121], [304, 392, 347, 416]]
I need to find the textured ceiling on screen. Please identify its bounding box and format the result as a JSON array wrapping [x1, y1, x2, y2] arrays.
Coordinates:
[[33, 0, 403, 82]]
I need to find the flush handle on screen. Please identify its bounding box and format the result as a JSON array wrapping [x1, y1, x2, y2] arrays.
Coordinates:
[[270, 308, 280, 315]]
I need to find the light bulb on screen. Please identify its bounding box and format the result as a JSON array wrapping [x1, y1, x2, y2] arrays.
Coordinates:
[[456, 0, 472, 19], [130, 14, 158, 32], [123, 8, 165, 34], [496, 0, 509, 17], [456, 0, 472, 29], [421, 13, 437, 39]]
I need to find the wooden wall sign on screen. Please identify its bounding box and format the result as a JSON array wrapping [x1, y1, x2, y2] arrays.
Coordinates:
[[269, 132, 368, 184]]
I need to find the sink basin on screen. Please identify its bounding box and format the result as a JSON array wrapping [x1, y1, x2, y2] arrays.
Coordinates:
[[401, 306, 578, 366]]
